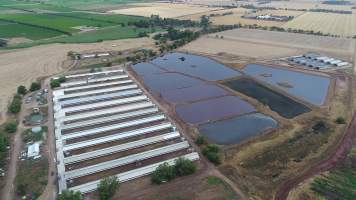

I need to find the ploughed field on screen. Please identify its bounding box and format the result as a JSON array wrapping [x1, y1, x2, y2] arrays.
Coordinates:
[[132, 52, 332, 145]]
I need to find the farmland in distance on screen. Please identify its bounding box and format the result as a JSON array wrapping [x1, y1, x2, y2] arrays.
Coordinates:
[[283, 12, 356, 37]]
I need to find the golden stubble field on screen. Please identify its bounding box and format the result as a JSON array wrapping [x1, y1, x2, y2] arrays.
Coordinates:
[[181, 29, 356, 61], [0, 37, 154, 122], [108, 3, 221, 18], [179, 8, 305, 27], [283, 12, 356, 37], [260, 1, 354, 11]]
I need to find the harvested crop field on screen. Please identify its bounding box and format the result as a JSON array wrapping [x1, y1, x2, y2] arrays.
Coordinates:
[[0, 37, 154, 122], [283, 12, 356, 37], [260, 1, 354, 11], [181, 29, 355, 60], [108, 3, 220, 18], [181, 36, 300, 59], [179, 7, 300, 27]]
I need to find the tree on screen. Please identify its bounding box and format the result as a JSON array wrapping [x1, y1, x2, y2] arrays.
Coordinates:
[[335, 117, 346, 124], [4, 120, 17, 133], [51, 76, 66, 89], [8, 95, 22, 114], [97, 176, 120, 200], [50, 79, 61, 89], [151, 163, 176, 184], [0, 134, 8, 152], [174, 157, 197, 176], [17, 85, 27, 95], [58, 190, 83, 200], [195, 135, 206, 145], [30, 82, 41, 92], [200, 15, 210, 28], [202, 145, 221, 165]]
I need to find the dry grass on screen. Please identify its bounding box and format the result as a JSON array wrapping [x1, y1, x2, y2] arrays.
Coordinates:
[[108, 3, 220, 18], [0, 37, 154, 122], [283, 12, 356, 37]]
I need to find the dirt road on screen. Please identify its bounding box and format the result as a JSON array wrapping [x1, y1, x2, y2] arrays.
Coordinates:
[[275, 110, 356, 200], [37, 79, 57, 200], [1, 100, 27, 200]]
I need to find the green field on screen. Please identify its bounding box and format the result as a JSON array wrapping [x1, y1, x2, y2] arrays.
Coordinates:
[[0, 0, 155, 48], [312, 169, 356, 200], [6, 25, 155, 48], [0, 0, 146, 11], [0, 3, 75, 12], [54, 12, 146, 24], [0, 21, 63, 40], [0, 13, 118, 33]]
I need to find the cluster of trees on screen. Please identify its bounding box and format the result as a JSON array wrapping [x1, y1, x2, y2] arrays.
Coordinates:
[[50, 76, 66, 89], [153, 28, 200, 53], [8, 94, 22, 114], [195, 136, 221, 165], [4, 120, 18, 134], [202, 144, 221, 165], [18, 82, 41, 95], [10, 82, 41, 114], [58, 176, 119, 200], [209, 11, 233, 17], [124, 49, 158, 63], [0, 121, 17, 168], [30, 82, 41, 92], [151, 157, 197, 184], [128, 15, 198, 29], [0, 132, 9, 168], [309, 8, 352, 14]]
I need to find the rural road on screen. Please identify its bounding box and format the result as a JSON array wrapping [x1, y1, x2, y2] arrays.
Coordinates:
[[275, 110, 356, 200]]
